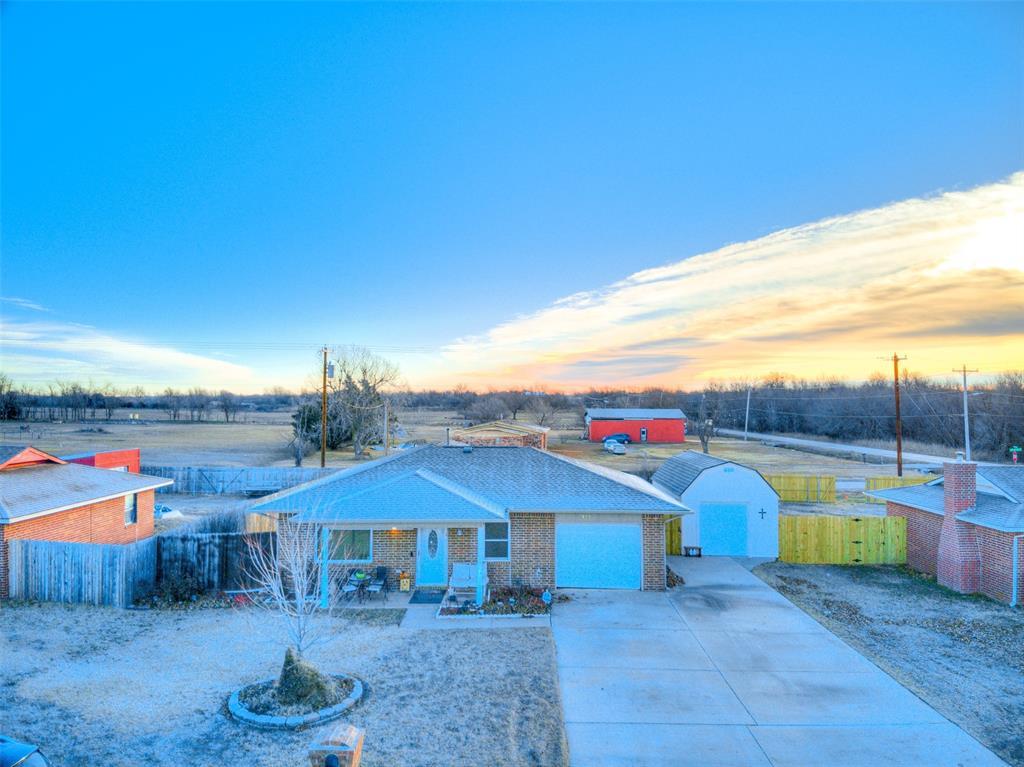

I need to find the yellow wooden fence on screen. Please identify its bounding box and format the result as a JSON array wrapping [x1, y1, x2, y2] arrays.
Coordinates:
[[765, 474, 837, 503], [864, 475, 932, 502], [778, 515, 906, 564], [665, 516, 682, 556]]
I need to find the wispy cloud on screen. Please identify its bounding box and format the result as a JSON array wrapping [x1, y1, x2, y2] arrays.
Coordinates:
[[430, 172, 1024, 388], [0, 318, 254, 390], [1, 296, 48, 312]]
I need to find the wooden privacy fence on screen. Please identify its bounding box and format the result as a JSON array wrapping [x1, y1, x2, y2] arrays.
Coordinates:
[[864, 475, 932, 503], [7, 537, 157, 607], [156, 532, 274, 591], [142, 465, 337, 496], [778, 515, 906, 564], [665, 516, 682, 556], [766, 474, 836, 503]]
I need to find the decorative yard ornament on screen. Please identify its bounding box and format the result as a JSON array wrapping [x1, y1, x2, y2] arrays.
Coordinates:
[[1010, 446, 1021, 464], [541, 589, 552, 606]]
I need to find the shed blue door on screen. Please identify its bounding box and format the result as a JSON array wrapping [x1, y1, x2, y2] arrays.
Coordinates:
[[699, 503, 748, 556], [556, 523, 642, 589]]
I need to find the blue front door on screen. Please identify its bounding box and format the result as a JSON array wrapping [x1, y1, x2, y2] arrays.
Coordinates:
[[699, 503, 748, 556], [416, 527, 448, 586]]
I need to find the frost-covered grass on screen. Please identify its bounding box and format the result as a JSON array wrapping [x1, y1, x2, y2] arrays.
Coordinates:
[[0, 603, 567, 767]]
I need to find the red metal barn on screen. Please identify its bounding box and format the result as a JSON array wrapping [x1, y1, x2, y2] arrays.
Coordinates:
[[586, 408, 686, 443], [64, 448, 142, 473]]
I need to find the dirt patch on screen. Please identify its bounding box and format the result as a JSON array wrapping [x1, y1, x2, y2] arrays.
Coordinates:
[[0, 603, 567, 767], [755, 562, 1024, 766]]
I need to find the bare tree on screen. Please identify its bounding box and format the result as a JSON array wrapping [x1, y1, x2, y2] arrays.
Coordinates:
[[501, 390, 531, 420], [186, 387, 211, 421], [695, 393, 714, 454], [245, 520, 328, 659], [219, 390, 239, 422], [526, 394, 559, 426], [467, 395, 509, 423], [163, 387, 183, 421]]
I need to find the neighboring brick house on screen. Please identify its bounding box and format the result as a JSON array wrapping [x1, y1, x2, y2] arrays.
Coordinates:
[[868, 457, 1024, 606], [252, 445, 687, 601], [0, 445, 171, 599], [452, 420, 550, 450]]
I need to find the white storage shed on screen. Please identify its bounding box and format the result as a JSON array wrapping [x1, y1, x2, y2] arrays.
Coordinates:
[[652, 451, 779, 557]]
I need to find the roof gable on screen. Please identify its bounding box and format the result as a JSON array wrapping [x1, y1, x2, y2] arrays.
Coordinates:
[[0, 445, 66, 470], [291, 468, 507, 524], [456, 421, 550, 436], [255, 445, 684, 517]]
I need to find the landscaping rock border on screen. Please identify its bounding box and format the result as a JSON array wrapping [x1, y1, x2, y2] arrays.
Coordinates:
[[227, 674, 364, 730]]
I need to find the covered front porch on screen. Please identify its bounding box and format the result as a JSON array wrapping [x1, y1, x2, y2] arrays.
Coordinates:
[[317, 521, 505, 609]]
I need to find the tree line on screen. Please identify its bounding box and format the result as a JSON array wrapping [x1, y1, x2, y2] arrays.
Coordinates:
[[2, 367, 1021, 461]]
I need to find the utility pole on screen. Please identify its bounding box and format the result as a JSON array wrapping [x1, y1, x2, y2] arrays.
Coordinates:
[[383, 399, 390, 457], [953, 364, 978, 461], [743, 386, 752, 441], [320, 346, 328, 468], [889, 353, 907, 477]]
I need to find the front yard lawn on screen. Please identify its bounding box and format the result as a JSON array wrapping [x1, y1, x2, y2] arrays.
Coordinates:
[[0, 603, 567, 767], [756, 562, 1024, 767]]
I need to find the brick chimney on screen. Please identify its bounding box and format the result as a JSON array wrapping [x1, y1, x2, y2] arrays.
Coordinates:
[[936, 454, 981, 594]]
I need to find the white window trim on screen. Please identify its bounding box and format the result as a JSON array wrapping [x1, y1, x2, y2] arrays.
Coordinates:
[[325, 528, 374, 564], [124, 493, 138, 527], [483, 521, 510, 562]]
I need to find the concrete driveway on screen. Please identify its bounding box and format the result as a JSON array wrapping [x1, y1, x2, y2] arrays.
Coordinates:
[[552, 556, 1006, 767]]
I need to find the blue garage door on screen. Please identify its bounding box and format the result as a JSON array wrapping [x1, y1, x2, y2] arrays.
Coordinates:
[[556, 523, 642, 589], [699, 503, 748, 556]]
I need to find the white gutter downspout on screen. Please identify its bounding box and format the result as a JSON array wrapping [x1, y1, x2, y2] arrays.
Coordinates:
[[1012, 534, 1024, 608]]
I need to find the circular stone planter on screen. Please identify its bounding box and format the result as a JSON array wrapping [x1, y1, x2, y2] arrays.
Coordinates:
[[228, 674, 365, 730]]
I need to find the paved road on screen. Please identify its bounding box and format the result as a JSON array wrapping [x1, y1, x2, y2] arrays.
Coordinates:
[[717, 429, 968, 465], [552, 557, 1005, 767]]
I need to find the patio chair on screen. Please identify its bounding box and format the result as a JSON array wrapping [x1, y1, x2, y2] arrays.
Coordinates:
[[365, 566, 390, 602], [337, 568, 363, 603], [446, 562, 489, 605]]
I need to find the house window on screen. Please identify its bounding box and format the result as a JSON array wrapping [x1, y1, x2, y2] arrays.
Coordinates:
[[326, 529, 372, 563], [484, 522, 510, 560], [124, 494, 138, 525]]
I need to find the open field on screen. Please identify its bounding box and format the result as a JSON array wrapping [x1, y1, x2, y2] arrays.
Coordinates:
[[755, 562, 1024, 767], [0, 603, 566, 767], [547, 435, 917, 480], [3, 409, 927, 489]]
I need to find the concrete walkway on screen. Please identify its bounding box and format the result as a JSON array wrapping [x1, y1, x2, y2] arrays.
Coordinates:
[[552, 556, 1006, 767]]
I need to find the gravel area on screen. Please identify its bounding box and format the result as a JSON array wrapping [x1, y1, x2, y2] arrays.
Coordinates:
[[0, 604, 567, 767], [755, 562, 1024, 766]]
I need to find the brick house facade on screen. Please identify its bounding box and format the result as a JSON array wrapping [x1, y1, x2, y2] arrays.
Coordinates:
[[257, 445, 683, 598], [319, 510, 668, 594], [875, 459, 1024, 606], [0, 445, 170, 600]]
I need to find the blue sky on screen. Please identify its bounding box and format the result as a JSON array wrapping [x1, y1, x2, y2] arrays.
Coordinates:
[[2, 2, 1022, 391]]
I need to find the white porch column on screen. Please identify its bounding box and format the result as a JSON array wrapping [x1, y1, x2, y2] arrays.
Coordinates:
[[476, 525, 486, 605], [320, 527, 330, 609]]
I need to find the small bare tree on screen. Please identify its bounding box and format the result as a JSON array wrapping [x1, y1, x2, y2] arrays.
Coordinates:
[[245, 519, 328, 659], [695, 394, 714, 454]]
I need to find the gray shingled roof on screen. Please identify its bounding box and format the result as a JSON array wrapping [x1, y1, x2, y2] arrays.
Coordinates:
[[0, 462, 173, 523], [982, 466, 1024, 503], [292, 469, 507, 524], [253, 445, 684, 520], [586, 408, 685, 420], [868, 469, 1024, 533], [651, 451, 729, 496]]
